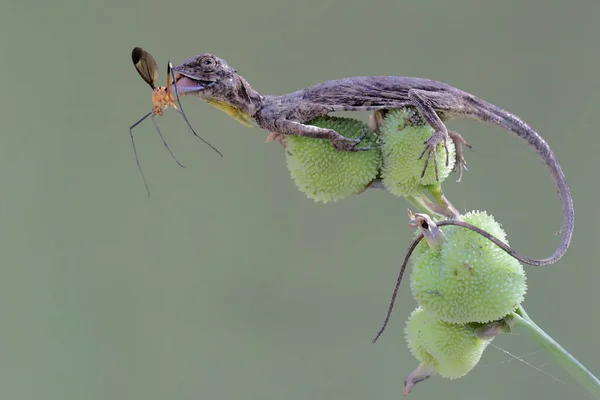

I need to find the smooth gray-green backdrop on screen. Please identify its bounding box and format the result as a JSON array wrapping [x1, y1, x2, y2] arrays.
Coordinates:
[[1, 0, 599, 399]]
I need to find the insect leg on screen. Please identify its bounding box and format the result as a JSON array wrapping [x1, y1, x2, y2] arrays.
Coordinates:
[[150, 114, 186, 168], [168, 61, 223, 157], [129, 111, 153, 198]]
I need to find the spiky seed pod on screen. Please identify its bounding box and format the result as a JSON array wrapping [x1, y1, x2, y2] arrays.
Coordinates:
[[285, 116, 381, 203], [380, 108, 456, 197], [410, 211, 527, 323], [405, 307, 492, 379]]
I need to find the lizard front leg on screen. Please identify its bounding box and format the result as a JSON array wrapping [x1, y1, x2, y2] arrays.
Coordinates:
[[271, 119, 370, 152], [408, 89, 457, 180]]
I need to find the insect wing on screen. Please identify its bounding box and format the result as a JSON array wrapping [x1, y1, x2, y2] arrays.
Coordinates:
[[131, 47, 159, 89]]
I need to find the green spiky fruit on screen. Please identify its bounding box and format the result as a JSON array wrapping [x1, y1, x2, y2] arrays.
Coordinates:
[[405, 307, 491, 379], [285, 116, 381, 203], [410, 211, 527, 323], [380, 109, 455, 197]]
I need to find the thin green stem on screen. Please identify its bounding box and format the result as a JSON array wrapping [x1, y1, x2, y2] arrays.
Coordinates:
[[405, 194, 445, 217], [511, 308, 600, 399], [405, 195, 433, 214]]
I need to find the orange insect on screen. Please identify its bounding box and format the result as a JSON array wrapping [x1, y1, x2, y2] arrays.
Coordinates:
[[129, 47, 222, 197]]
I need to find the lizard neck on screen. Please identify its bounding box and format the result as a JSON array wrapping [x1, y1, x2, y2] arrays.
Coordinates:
[[229, 74, 263, 115], [205, 75, 263, 127], [206, 75, 263, 127]]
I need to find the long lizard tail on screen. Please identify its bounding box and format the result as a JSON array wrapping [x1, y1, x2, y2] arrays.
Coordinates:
[[469, 98, 574, 266]]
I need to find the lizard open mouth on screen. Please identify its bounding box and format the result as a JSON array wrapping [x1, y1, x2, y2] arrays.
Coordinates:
[[173, 72, 216, 93]]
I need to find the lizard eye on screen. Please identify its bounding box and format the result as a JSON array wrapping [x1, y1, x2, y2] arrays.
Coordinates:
[[199, 55, 216, 71]]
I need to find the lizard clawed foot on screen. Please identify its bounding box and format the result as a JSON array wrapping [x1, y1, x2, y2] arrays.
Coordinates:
[[330, 128, 371, 152], [265, 132, 288, 149], [418, 130, 448, 180], [448, 130, 473, 183]]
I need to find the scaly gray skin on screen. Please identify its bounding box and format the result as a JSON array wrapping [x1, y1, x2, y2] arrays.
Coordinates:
[[172, 53, 574, 266]]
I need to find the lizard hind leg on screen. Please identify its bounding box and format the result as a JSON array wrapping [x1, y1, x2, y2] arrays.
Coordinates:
[[448, 130, 473, 183], [408, 89, 457, 180]]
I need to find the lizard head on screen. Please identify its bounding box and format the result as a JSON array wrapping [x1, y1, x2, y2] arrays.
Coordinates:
[[171, 53, 261, 126], [172, 53, 238, 99]]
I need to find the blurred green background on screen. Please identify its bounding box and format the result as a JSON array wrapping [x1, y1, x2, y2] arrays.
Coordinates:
[[0, 0, 599, 399]]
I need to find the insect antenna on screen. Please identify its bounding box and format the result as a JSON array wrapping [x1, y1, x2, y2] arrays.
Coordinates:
[[168, 61, 223, 157]]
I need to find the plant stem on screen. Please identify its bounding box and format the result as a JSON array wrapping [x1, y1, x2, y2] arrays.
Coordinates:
[[405, 194, 438, 216], [511, 307, 600, 399]]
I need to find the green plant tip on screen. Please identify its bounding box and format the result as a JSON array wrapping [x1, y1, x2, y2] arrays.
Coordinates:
[[285, 116, 381, 203], [405, 307, 491, 379], [380, 109, 456, 197], [410, 211, 527, 323]]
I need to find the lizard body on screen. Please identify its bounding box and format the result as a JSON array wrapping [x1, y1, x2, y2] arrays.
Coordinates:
[[172, 53, 574, 266]]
